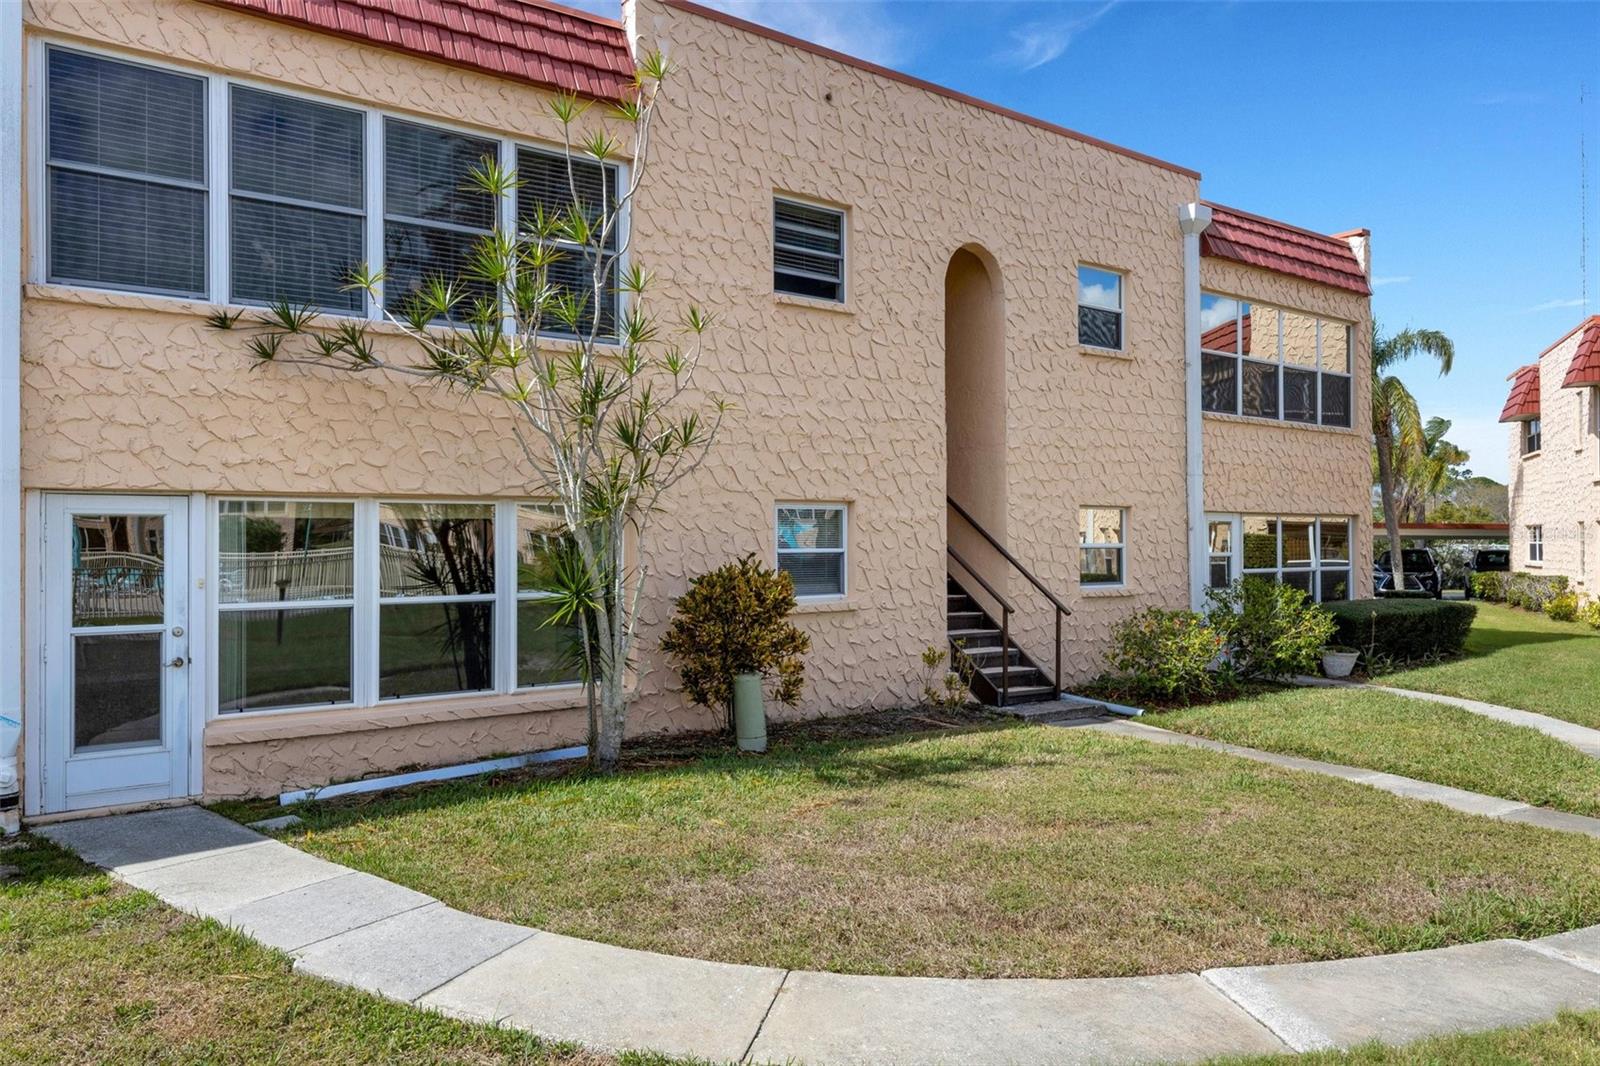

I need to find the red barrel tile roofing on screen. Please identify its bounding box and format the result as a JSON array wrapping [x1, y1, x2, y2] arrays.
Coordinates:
[[1499, 363, 1541, 423], [1560, 316, 1600, 389], [1201, 203, 1371, 296], [205, 0, 635, 100]]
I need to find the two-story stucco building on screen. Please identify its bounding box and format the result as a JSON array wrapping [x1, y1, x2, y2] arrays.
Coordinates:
[[0, 0, 1374, 819], [1501, 316, 1600, 590]]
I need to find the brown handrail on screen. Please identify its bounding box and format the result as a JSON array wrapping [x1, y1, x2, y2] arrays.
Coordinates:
[[947, 495, 1070, 702]]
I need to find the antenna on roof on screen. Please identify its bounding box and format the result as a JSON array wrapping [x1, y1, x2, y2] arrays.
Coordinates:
[[1584, 81, 1590, 316]]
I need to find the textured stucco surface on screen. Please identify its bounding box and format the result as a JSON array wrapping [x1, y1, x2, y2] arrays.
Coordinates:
[[20, 0, 1373, 800], [1507, 328, 1600, 591]]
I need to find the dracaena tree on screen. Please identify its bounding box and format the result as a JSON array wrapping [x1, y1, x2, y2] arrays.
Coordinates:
[[207, 52, 727, 772]]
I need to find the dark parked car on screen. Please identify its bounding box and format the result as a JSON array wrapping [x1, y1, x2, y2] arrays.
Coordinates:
[[1375, 548, 1444, 598], [1464, 548, 1512, 599]]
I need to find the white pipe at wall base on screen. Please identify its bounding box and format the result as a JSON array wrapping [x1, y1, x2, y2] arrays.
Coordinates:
[[1, 0, 26, 833], [277, 745, 589, 806], [1178, 203, 1214, 613]]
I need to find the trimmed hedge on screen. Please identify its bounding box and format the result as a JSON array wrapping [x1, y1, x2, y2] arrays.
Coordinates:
[[1324, 599, 1478, 664]]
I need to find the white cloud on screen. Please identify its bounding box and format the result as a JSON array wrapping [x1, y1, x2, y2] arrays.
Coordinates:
[[704, 0, 914, 67], [1521, 297, 1587, 314], [1000, 0, 1123, 72], [1371, 275, 1412, 288]]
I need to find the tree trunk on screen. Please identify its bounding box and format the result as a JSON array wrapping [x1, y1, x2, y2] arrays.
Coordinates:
[[1375, 432, 1406, 589]]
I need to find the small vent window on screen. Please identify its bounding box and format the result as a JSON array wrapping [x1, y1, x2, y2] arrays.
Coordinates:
[[774, 198, 845, 302]]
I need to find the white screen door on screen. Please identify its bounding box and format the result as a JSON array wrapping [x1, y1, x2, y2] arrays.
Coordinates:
[[42, 495, 191, 813]]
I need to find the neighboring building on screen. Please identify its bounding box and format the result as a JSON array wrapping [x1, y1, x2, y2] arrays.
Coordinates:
[[0, 0, 1373, 817], [1501, 316, 1600, 590]]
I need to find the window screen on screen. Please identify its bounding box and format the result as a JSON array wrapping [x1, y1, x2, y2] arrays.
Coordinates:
[[230, 87, 364, 312], [774, 199, 845, 302], [383, 118, 498, 317], [47, 48, 207, 296], [516, 146, 620, 337]]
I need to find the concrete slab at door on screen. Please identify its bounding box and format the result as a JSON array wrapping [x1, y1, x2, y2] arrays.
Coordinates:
[[748, 970, 1289, 1065], [1203, 939, 1600, 1052], [420, 930, 786, 1064], [119, 839, 346, 915], [34, 806, 264, 875]]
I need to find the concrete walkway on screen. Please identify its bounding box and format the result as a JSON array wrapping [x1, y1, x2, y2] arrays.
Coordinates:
[[36, 803, 1600, 1065], [1296, 676, 1600, 759]]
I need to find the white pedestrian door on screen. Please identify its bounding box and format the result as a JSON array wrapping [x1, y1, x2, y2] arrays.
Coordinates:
[[42, 495, 191, 813]]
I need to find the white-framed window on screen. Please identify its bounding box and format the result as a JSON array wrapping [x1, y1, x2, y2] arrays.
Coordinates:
[[1207, 518, 1235, 589], [1079, 506, 1126, 586], [1200, 292, 1352, 428], [35, 39, 623, 338], [1225, 514, 1353, 602], [776, 504, 847, 598], [1529, 524, 1544, 563], [213, 498, 582, 716], [517, 145, 621, 335], [773, 197, 845, 303], [1523, 418, 1543, 455], [1077, 265, 1124, 351]]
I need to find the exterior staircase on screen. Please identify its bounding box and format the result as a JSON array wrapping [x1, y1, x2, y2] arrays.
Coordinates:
[[946, 575, 1058, 706]]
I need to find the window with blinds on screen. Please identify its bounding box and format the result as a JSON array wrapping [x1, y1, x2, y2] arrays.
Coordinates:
[[516, 146, 619, 337], [776, 504, 847, 598], [230, 87, 365, 312], [382, 118, 498, 317], [773, 198, 845, 302], [46, 47, 208, 297]]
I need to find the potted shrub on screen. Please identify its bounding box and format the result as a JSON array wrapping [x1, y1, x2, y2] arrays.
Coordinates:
[[661, 554, 810, 753], [1321, 644, 1360, 679]]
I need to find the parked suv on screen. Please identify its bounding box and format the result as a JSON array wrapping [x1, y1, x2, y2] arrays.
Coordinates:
[[1464, 548, 1512, 599], [1375, 548, 1444, 598]]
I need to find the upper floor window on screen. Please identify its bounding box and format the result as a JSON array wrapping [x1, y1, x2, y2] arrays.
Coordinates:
[[773, 198, 845, 303], [46, 48, 207, 297], [776, 504, 847, 598], [40, 44, 622, 339], [230, 86, 365, 313], [1079, 506, 1126, 586], [1201, 293, 1352, 428], [1077, 266, 1124, 351], [1528, 525, 1544, 562], [1523, 418, 1542, 455]]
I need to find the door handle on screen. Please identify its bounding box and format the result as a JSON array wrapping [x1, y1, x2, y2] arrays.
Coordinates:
[[167, 656, 187, 668]]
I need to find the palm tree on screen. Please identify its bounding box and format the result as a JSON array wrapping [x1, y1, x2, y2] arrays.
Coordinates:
[[1398, 417, 1471, 522], [1372, 325, 1455, 587]]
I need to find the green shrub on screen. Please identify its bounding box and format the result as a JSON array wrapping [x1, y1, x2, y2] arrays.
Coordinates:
[[1581, 599, 1600, 631], [1470, 572, 1508, 602], [661, 554, 810, 734], [1546, 592, 1583, 623], [1323, 599, 1477, 665], [1206, 578, 1337, 680], [1104, 608, 1230, 704], [1378, 589, 1434, 599], [1505, 572, 1569, 612]]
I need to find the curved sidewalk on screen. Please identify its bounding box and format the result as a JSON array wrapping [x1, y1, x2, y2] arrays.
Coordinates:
[[37, 803, 1600, 1065]]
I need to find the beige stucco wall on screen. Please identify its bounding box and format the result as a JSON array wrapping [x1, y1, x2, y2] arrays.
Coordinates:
[[20, 0, 1373, 801], [1507, 331, 1600, 593], [1199, 257, 1374, 585]]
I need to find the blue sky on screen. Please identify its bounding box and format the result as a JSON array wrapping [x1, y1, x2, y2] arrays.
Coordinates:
[[573, 0, 1600, 481]]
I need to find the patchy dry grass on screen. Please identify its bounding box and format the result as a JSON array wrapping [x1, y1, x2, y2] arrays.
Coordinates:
[[261, 722, 1600, 979], [1158, 686, 1600, 816], [1219, 1009, 1600, 1065], [0, 836, 684, 1066]]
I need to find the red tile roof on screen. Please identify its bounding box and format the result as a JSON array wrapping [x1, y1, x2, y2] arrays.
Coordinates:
[[1200, 203, 1371, 296], [206, 0, 634, 100], [1560, 316, 1600, 389], [1200, 311, 1251, 355], [1499, 363, 1541, 423]]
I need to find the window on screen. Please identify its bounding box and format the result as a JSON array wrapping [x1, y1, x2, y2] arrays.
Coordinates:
[[382, 118, 499, 317], [1078, 266, 1124, 350], [1079, 507, 1126, 586], [377, 502, 496, 699], [1232, 515, 1351, 602], [517, 146, 620, 337], [773, 198, 845, 302], [1200, 292, 1352, 428], [229, 86, 365, 312], [776, 505, 846, 598], [1207, 520, 1234, 589], [1523, 418, 1543, 455], [217, 501, 355, 712], [1529, 525, 1544, 563], [514, 503, 584, 687], [46, 47, 207, 297]]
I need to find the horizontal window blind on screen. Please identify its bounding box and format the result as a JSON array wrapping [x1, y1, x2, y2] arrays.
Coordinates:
[[383, 118, 498, 316], [516, 146, 619, 337], [774, 199, 844, 302]]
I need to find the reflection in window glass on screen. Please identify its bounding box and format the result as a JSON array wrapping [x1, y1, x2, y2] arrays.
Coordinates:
[[1282, 311, 1317, 367], [74, 632, 163, 751], [72, 514, 165, 626], [219, 500, 354, 603], [219, 607, 353, 712], [1321, 373, 1352, 428], [1282, 519, 1315, 566], [378, 503, 494, 597], [777, 505, 847, 597], [1322, 322, 1350, 374], [1243, 360, 1279, 418], [1078, 507, 1126, 585], [1234, 515, 1353, 603], [1283, 368, 1317, 423], [379, 600, 494, 698], [1242, 517, 1279, 570], [515, 503, 583, 687], [1077, 265, 1124, 350], [1320, 518, 1351, 562], [1202, 353, 1237, 414]]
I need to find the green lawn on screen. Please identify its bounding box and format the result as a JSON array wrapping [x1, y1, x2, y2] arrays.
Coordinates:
[[261, 722, 1600, 980], [1380, 602, 1600, 727], [1220, 1010, 1600, 1065], [1157, 686, 1600, 817], [0, 836, 680, 1066]]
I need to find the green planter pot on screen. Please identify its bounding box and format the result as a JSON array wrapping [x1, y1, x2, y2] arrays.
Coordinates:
[[733, 672, 767, 753]]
